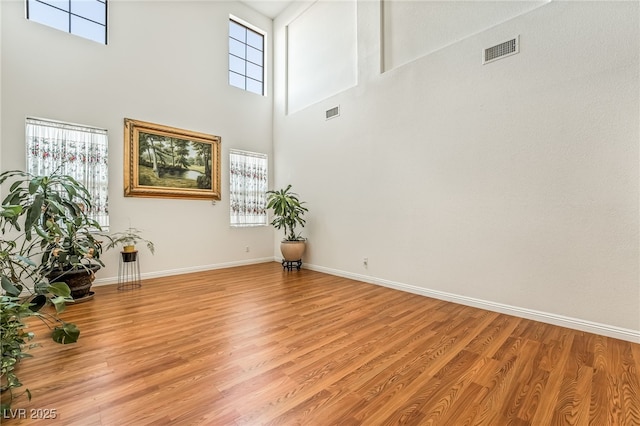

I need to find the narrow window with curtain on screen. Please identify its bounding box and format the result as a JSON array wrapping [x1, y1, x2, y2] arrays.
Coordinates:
[[230, 149, 268, 227], [26, 117, 109, 229]]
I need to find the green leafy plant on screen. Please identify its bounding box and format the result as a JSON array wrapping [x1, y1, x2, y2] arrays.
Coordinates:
[[0, 170, 107, 276], [266, 184, 308, 241], [1, 295, 37, 412], [0, 289, 79, 413], [0, 169, 88, 413], [106, 227, 155, 254]]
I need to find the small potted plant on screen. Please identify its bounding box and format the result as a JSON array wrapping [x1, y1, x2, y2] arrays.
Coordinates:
[[107, 227, 155, 262], [266, 184, 308, 269]]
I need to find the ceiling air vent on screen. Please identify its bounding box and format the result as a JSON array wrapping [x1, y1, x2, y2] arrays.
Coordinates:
[[483, 36, 519, 64], [326, 106, 340, 120]]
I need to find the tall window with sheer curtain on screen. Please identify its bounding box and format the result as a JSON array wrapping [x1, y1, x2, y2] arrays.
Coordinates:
[[230, 150, 268, 227], [26, 117, 109, 228]]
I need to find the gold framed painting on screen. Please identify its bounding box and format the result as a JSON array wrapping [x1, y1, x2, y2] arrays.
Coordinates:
[[124, 118, 221, 200]]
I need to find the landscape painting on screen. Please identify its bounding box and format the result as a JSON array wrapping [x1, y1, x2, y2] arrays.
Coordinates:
[[124, 118, 221, 200]]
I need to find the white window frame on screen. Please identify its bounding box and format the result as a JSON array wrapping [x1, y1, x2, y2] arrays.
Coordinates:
[[228, 15, 267, 96]]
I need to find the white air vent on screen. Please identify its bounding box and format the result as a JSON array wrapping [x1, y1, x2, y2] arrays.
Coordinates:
[[326, 106, 340, 120], [483, 36, 519, 64]]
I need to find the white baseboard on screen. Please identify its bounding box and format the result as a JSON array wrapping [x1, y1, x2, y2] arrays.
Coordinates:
[[93, 257, 275, 286], [92, 258, 638, 343], [303, 263, 640, 344]]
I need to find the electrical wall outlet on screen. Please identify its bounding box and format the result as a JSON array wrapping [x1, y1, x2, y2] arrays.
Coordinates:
[[245, 246, 250, 252], [363, 257, 368, 267]]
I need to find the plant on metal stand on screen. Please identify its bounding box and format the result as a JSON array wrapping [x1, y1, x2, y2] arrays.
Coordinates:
[[266, 184, 308, 269]]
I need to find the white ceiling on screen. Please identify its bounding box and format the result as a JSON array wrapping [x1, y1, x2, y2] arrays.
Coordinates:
[[240, 0, 294, 19]]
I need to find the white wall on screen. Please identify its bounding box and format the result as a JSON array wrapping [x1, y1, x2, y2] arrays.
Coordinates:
[[287, 0, 357, 113], [382, 0, 547, 70], [0, 0, 275, 281], [274, 1, 640, 340]]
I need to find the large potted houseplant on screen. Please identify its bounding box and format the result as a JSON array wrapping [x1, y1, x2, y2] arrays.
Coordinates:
[[0, 170, 108, 302], [1, 173, 81, 412], [266, 184, 308, 268]]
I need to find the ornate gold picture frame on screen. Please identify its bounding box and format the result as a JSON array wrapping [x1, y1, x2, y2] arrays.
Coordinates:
[[124, 118, 221, 200]]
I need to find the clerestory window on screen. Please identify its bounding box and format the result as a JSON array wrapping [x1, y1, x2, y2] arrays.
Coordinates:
[[229, 18, 265, 95], [26, 0, 108, 44]]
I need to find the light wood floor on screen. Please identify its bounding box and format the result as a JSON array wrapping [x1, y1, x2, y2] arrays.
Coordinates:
[[4, 262, 640, 425]]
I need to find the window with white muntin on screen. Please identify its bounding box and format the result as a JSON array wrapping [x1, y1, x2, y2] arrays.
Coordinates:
[[229, 18, 265, 95]]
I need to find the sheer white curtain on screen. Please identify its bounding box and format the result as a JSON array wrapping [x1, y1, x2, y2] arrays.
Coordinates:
[[230, 150, 268, 226], [26, 117, 109, 229]]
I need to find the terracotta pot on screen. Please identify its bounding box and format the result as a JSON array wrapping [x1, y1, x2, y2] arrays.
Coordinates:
[[280, 240, 306, 261]]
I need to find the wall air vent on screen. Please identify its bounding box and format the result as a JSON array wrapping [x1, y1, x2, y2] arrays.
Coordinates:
[[326, 106, 340, 120], [483, 36, 519, 64]]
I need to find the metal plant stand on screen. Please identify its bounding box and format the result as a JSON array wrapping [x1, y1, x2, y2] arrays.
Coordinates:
[[118, 251, 141, 290], [282, 259, 302, 271]]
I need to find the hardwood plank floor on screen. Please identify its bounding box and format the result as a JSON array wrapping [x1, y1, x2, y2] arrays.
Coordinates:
[[3, 262, 640, 425]]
